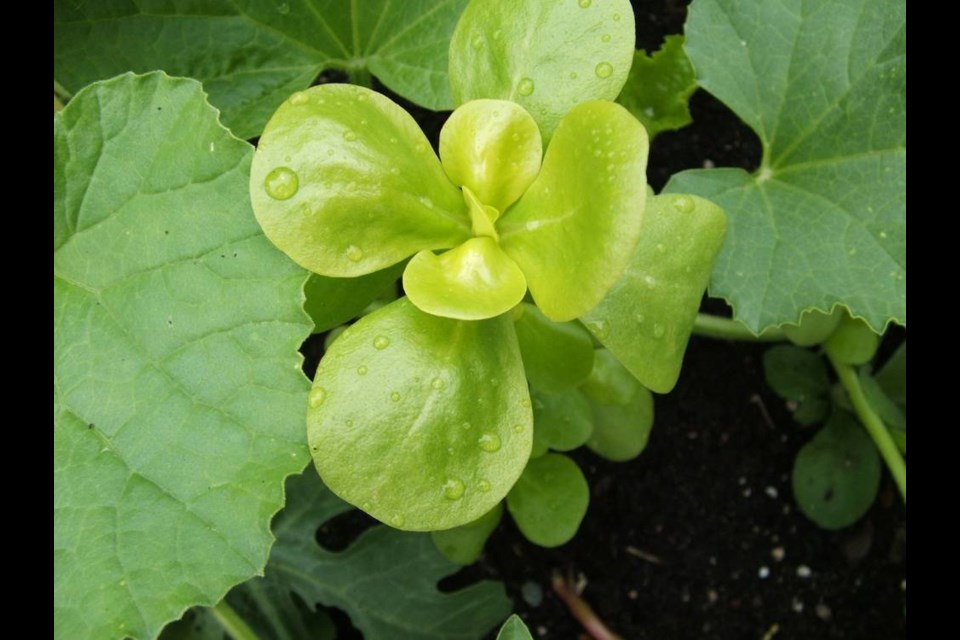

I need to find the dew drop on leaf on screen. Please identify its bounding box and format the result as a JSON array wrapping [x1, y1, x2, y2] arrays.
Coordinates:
[[391, 514, 406, 527], [513, 424, 525, 433], [431, 377, 446, 390], [578, 0, 592, 7], [443, 478, 466, 500], [653, 323, 666, 338], [672, 196, 695, 213], [345, 245, 363, 262], [343, 130, 358, 141], [595, 62, 614, 78], [373, 335, 391, 350], [518, 77, 536, 96], [478, 432, 502, 452], [288, 91, 308, 106], [521, 398, 532, 408], [263, 167, 298, 200], [613, 13, 621, 21], [471, 35, 485, 50], [308, 387, 327, 408], [357, 365, 368, 375], [390, 391, 402, 402], [477, 479, 492, 492], [601, 33, 611, 42]]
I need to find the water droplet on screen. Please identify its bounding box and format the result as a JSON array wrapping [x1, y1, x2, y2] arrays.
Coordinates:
[[525, 220, 542, 231], [587, 319, 608, 339], [343, 130, 357, 141], [478, 432, 502, 452], [635, 313, 645, 324], [513, 424, 525, 433], [289, 91, 308, 106], [431, 377, 445, 390], [595, 62, 614, 79], [357, 365, 368, 375], [264, 167, 299, 200], [374, 336, 390, 350], [471, 35, 485, 50], [578, 0, 592, 7], [208, 141, 216, 152], [361, 501, 371, 511], [653, 323, 666, 338], [443, 478, 466, 500], [345, 419, 353, 427], [277, 3, 290, 15], [570, 71, 579, 79], [418, 195, 434, 208], [356, 92, 368, 102], [518, 77, 535, 96], [477, 479, 492, 492], [601, 33, 611, 42], [346, 245, 363, 262], [879, 231, 888, 239], [308, 387, 327, 408], [391, 514, 406, 527], [390, 391, 401, 402], [644, 275, 657, 289], [673, 196, 695, 213], [521, 398, 532, 408]]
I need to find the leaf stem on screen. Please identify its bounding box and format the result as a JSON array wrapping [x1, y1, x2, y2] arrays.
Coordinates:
[[551, 573, 622, 640], [827, 353, 906, 503], [210, 599, 260, 640], [692, 313, 785, 342]]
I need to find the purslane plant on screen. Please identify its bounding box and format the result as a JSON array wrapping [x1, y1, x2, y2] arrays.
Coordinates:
[[249, 0, 725, 531]]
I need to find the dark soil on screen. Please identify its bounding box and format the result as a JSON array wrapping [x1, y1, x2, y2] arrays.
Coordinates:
[[308, 1, 906, 638]]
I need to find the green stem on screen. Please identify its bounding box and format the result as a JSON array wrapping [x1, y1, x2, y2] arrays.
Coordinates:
[[692, 313, 785, 342], [827, 353, 906, 503], [210, 600, 260, 640]]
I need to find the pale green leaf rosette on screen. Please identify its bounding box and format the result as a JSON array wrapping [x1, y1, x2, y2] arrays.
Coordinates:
[[439, 99, 543, 213], [449, 0, 635, 141], [251, 84, 470, 278], [506, 453, 589, 548], [582, 193, 726, 393], [308, 298, 532, 531], [404, 237, 527, 320], [499, 101, 649, 321]]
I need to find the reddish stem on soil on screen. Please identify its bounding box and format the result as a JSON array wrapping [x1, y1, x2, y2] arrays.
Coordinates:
[[551, 573, 623, 640]]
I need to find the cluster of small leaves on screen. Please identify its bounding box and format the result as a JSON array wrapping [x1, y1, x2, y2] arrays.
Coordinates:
[[763, 309, 905, 529]]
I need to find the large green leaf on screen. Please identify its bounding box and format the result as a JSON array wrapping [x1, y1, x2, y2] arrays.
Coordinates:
[[499, 101, 649, 321], [448, 0, 635, 141], [270, 472, 512, 639], [54, 0, 469, 139], [54, 73, 312, 640], [304, 262, 404, 334], [251, 84, 470, 277], [668, 0, 906, 332], [308, 298, 532, 531], [616, 35, 698, 138], [496, 615, 534, 640], [581, 193, 725, 393]]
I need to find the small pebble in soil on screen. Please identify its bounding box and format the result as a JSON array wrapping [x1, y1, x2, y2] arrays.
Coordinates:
[[628, 589, 639, 600], [758, 566, 771, 579], [815, 603, 833, 621], [792, 597, 804, 613], [765, 486, 779, 498], [521, 581, 543, 607], [536, 625, 548, 637], [796, 565, 812, 579], [771, 547, 785, 562], [707, 589, 719, 604], [742, 487, 752, 497]]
